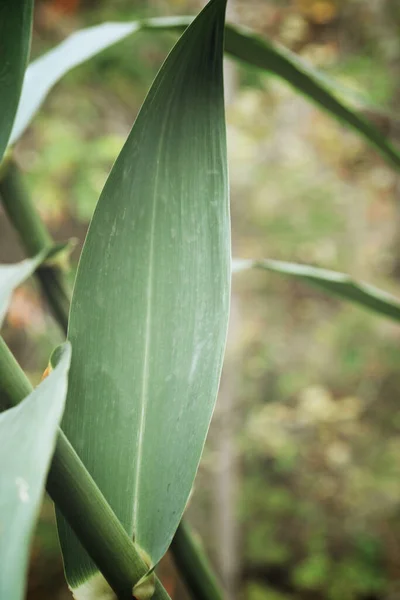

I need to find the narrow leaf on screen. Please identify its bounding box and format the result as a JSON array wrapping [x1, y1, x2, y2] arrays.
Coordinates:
[[9, 17, 190, 146], [234, 259, 400, 322], [0, 343, 71, 600], [9, 22, 139, 146], [57, 0, 230, 593], [224, 25, 400, 170], [0, 0, 33, 161], [0, 253, 45, 327]]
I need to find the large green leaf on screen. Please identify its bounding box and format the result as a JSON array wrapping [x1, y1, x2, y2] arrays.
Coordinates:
[[9, 15, 400, 170], [0, 253, 45, 327], [233, 259, 400, 322], [57, 0, 230, 593], [0, 343, 70, 600], [0, 0, 33, 161]]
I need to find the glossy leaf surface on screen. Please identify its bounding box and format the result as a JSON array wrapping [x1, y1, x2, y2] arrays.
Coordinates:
[[0, 0, 33, 161], [58, 0, 230, 590], [233, 259, 400, 322], [0, 344, 70, 600], [0, 254, 45, 327]]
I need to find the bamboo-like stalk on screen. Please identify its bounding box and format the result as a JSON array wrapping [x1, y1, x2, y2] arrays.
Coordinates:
[[0, 159, 69, 334], [171, 520, 224, 600], [0, 159, 225, 600], [0, 336, 170, 600]]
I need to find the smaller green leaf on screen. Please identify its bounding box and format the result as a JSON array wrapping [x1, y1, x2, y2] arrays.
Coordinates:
[[223, 25, 400, 170], [0, 0, 33, 161], [233, 259, 400, 322], [0, 343, 71, 600], [9, 22, 139, 145], [0, 253, 46, 327], [9, 16, 189, 146]]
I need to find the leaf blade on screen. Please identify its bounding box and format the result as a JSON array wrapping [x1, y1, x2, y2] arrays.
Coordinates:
[[9, 17, 190, 146], [0, 253, 46, 327], [0, 0, 33, 160], [0, 343, 71, 600], [58, 0, 230, 591], [224, 25, 400, 170], [233, 258, 400, 322], [9, 22, 138, 146]]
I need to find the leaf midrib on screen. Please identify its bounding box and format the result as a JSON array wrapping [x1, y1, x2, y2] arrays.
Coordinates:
[[132, 98, 173, 541]]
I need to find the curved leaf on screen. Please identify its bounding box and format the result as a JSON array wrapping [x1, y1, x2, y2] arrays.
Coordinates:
[[0, 343, 70, 600], [57, 0, 230, 592], [0, 253, 46, 327], [9, 17, 190, 146], [0, 0, 33, 161], [233, 259, 400, 322], [9, 22, 139, 146], [224, 25, 400, 170]]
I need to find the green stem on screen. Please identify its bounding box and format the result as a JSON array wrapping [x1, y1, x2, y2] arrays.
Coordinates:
[[0, 336, 170, 600], [36, 266, 69, 334], [0, 158, 52, 254], [0, 159, 69, 334], [171, 520, 224, 600]]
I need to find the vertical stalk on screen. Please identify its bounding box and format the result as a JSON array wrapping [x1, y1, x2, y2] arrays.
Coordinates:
[[171, 521, 224, 600], [0, 159, 69, 334]]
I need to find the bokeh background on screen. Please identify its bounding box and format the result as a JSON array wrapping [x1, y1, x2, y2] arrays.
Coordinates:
[[2, 0, 400, 599]]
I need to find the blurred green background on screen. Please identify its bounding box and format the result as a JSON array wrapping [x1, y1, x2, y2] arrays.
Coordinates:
[[2, 0, 400, 599]]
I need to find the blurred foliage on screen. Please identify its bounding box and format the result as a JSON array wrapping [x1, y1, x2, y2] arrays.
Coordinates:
[[2, 0, 400, 599]]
